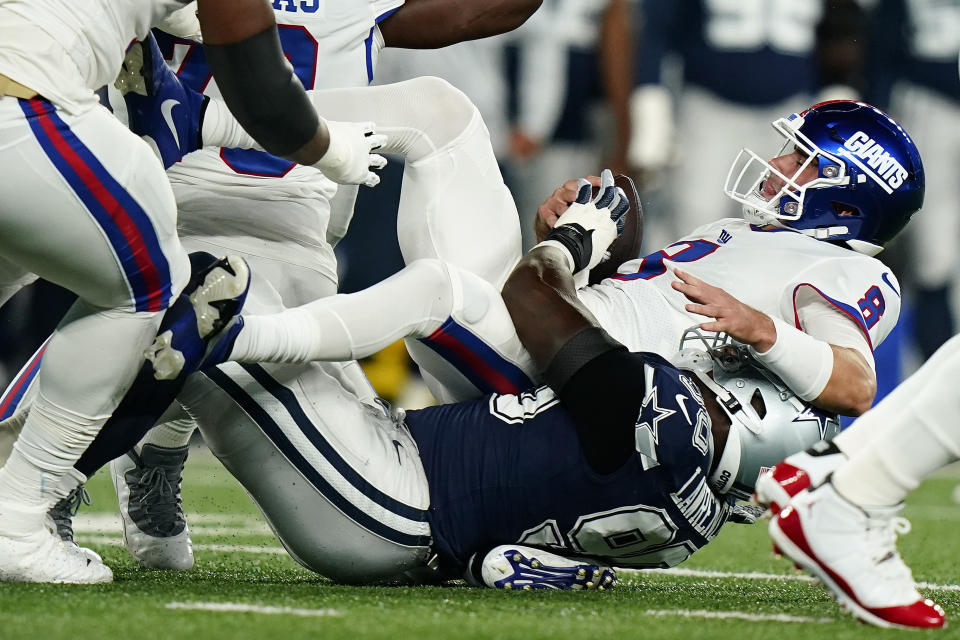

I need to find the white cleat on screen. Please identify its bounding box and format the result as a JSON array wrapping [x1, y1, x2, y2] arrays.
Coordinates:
[[112, 444, 194, 571], [770, 482, 945, 629], [47, 485, 102, 564], [754, 440, 845, 516], [468, 544, 616, 591], [0, 502, 112, 584]]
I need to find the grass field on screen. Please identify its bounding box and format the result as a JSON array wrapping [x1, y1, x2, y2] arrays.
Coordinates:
[[2, 447, 958, 640]]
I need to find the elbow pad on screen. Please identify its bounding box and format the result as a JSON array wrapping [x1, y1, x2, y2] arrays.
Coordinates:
[[203, 27, 318, 157]]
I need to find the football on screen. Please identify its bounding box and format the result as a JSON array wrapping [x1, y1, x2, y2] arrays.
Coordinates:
[[589, 173, 644, 284]]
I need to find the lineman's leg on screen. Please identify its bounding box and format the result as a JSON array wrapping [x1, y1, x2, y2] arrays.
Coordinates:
[[0, 98, 188, 582], [231, 258, 536, 402], [204, 76, 523, 286], [830, 334, 960, 507], [182, 361, 431, 583]]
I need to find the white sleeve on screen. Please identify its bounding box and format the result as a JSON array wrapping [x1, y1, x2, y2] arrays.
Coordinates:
[[795, 287, 876, 372], [782, 255, 902, 352]]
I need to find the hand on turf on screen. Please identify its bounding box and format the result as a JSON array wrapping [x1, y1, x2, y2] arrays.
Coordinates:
[[671, 268, 777, 352]]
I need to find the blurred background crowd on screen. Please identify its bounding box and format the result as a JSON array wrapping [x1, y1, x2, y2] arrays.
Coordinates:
[[1, 0, 958, 411]]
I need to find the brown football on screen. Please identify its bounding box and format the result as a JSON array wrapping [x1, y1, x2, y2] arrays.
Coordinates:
[[589, 174, 644, 284]]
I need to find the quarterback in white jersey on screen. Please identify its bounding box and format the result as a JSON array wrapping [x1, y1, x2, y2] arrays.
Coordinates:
[[223, 100, 923, 422]]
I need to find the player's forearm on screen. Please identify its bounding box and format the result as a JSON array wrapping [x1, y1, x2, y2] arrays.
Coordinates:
[[379, 0, 542, 48], [501, 247, 598, 369], [813, 346, 876, 416], [198, 2, 327, 161]]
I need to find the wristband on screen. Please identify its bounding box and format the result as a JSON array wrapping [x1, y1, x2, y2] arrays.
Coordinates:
[[543, 223, 592, 272], [748, 317, 834, 401]]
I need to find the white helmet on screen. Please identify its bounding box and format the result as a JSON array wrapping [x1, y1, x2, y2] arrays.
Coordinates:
[[672, 328, 841, 501]]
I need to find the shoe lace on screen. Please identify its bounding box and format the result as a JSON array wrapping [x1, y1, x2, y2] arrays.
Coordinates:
[[864, 515, 914, 582], [132, 457, 185, 536], [49, 485, 91, 544]]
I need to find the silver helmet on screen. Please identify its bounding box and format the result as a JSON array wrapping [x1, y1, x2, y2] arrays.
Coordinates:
[[672, 328, 841, 501]]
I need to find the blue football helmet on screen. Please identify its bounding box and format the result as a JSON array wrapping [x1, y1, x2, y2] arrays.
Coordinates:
[[724, 100, 924, 256]]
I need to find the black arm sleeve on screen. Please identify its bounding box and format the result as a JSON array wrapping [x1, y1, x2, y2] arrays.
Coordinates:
[[203, 27, 318, 157], [543, 328, 650, 475]]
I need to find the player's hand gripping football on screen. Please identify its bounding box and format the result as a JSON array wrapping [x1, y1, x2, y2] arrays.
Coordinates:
[[671, 268, 777, 352], [311, 118, 388, 187], [539, 169, 630, 288]]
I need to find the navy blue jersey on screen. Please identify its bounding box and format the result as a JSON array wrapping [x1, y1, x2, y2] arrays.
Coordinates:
[[406, 352, 729, 573], [637, 0, 821, 105], [866, 0, 960, 107]]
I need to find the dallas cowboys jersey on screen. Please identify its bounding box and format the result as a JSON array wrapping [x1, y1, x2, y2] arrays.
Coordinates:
[[636, 0, 821, 105], [407, 352, 728, 573], [580, 218, 900, 360], [0, 0, 188, 113], [868, 0, 960, 106]]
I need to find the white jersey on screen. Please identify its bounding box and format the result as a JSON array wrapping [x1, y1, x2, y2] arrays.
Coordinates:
[[0, 0, 187, 113], [165, 0, 404, 197], [579, 218, 901, 361]]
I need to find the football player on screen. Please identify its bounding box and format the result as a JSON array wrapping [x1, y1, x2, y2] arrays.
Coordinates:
[[757, 332, 960, 630], [865, 0, 960, 360], [153, 178, 837, 587], [0, 0, 386, 584], [628, 0, 866, 249], [218, 100, 922, 426]]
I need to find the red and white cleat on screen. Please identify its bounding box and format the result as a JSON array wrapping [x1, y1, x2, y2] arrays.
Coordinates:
[[754, 440, 845, 516], [770, 482, 945, 630]]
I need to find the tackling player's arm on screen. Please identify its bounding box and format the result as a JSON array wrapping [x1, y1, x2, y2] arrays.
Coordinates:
[[195, 0, 327, 162], [671, 268, 876, 416], [502, 175, 646, 473], [195, 0, 384, 186], [379, 0, 542, 48]]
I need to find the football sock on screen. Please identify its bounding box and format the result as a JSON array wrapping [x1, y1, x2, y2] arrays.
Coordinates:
[[0, 302, 160, 510], [833, 335, 960, 507], [231, 259, 457, 363], [140, 415, 197, 451]]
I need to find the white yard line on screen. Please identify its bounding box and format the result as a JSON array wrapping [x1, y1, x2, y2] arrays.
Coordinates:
[[166, 602, 340, 617], [80, 534, 287, 555], [644, 609, 833, 624], [633, 567, 960, 592], [74, 512, 271, 536]]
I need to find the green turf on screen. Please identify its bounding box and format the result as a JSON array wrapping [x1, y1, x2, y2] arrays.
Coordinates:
[[1, 449, 958, 640]]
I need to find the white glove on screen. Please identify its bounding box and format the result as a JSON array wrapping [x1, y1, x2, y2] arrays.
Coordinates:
[[156, 2, 202, 41], [535, 168, 629, 288], [311, 119, 388, 187]]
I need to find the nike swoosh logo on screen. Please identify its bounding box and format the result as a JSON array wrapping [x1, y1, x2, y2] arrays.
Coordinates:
[[160, 99, 181, 149], [675, 394, 692, 424], [392, 439, 404, 465], [881, 272, 900, 298]]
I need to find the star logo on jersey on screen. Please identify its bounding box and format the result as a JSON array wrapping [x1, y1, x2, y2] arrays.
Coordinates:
[[634, 366, 677, 469], [791, 406, 833, 440]]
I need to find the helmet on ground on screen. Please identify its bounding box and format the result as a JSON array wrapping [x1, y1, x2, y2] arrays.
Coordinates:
[[672, 328, 841, 501], [724, 100, 924, 256]]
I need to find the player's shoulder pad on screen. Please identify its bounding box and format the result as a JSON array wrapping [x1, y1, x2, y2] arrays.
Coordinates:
[[783, 254, 901, 349]]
